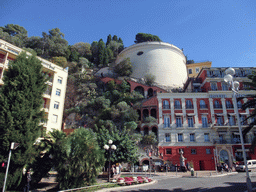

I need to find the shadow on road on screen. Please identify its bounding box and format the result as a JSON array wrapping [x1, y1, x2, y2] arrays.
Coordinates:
[[118, 181, 256, 192]]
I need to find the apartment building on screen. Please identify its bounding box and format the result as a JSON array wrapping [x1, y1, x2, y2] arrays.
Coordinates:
[[0, 39, 68, 133], [158, 67, 256, 170], [186, 61, 212, 78]]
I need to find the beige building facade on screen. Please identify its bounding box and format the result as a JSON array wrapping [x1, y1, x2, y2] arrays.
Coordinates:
[[0, 39, 68, 133], [186, 61, 212, 78]]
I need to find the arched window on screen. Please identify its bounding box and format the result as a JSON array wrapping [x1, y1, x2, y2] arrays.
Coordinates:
[[214, 100, 221, 108], [163, 100, 170, 109], [200, 100, 206, 108], [237, 101, 242, 109], [186, 100, 193, 109], [226, 100, 233, 109], [175, 100, 181, 109]]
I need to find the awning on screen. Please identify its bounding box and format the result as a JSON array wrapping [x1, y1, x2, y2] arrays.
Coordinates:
[[232, 132, 240, 135], [216, 113, 224, 116], [187, 113, 195, 116], [175, 113, 183, 116], [228, 113, 236, 116]]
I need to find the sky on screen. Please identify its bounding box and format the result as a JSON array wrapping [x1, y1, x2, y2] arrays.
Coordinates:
[[0, 0, 255, 68]]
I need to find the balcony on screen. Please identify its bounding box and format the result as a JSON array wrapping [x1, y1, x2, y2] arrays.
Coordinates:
[[199, 104, 208, 109], [163, 105, 170, 109], [226, 104, 234, 109], [213, 138, 252, 145], [214, 104, 222, 109], [174, 105, 182, 109], [186, 104, 194, 109]]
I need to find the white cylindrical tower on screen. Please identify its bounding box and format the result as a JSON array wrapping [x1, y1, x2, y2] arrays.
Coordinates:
[[116, 42, 187, 88]]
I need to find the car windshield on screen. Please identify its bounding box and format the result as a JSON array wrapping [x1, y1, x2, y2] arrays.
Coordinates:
[[239, 162, 245, 165]]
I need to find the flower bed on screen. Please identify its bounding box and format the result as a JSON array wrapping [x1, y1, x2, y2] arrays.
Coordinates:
[[114, 176, 152, 186]]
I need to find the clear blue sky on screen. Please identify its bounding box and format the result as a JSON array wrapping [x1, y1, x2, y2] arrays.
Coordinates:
[[1, 0, 255, 68]]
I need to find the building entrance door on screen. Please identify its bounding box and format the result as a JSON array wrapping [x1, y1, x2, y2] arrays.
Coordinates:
[[220, 149, 229, 165], [199, 160, 204, 170]]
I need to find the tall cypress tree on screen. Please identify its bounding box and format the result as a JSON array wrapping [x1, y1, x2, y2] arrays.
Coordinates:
[[0, 52, 47, 189]]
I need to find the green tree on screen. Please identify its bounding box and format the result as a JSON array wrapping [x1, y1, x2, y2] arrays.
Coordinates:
[[0, 52, 47, 189], [144, 74, 156, 86], [0, 24, 28, 47], [134, 33, 162, 43], [72, 42, 92, 59], [241, 72, 256, 151], [140, 132, 158, 145], [114, 57, 132, 77], [97, 127, 139, 164], [55, 128, 105, 189], [106, 34, 112, 46], [51, 56, 68, 68], [98, 39, 106, 65]]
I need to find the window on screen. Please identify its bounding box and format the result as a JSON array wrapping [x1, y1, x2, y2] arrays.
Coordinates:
[[202, 116, 208, 128], [178, 133, 183, 142], [52, 115, 58, 123], [186, 100, 193, 109], [229, 116, 235, 126], [195, 67, 200, 73], [163, 100, 170, 109], [217, 116, 224, 126], [188, 69, 192, 74], [226, 100, 233, 108], [54, 101, 59, 109], [191, 149, 197, 154], [58, 77, 63, 84], [165, 133, 171, 142], [174, 100, 181, 109], [200, 100, 207, 108], [214, 100, 222, 108], [240, 115, 247, 125], [222, 82, 228, 91], [137, 51, 143, 56], [237, 101, 242, 109], [204, 133, 210, 142], [176, 116, 182, 127], [211, 82, 217, 91], [164, 116, 170, 128], [166, 148, 172, 154], [56, 89, 61, 96], [206, 148, 211, 154], [188, 116, 194, 127], [190, 133, 195, 142]]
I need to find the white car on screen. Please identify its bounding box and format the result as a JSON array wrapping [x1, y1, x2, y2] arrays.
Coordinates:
[[236, 160, 256, 172]]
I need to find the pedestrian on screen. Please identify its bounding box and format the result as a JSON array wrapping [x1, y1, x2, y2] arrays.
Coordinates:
[[111, 164, 116, 179], [24, 169, 31, 192], [115, 163, 120, 179]]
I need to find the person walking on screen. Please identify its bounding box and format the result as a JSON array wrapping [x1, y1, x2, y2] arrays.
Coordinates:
[[24, 169, 31, 192]]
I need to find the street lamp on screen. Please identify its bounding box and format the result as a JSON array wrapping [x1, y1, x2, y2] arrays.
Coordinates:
[[104, 140, 116, 182], [224, 67, 252, 192]]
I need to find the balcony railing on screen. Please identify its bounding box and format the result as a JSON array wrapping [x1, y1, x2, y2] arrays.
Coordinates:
[[199, 104, 208, 109], [186, 105, 194, 109], [226, 104, 234, 109], [0, 58, 5, 64], [213, 138, 251, 144], [214, 104, 222, 109], [174, 105, 182, 109], [163, 105, 170, 109]]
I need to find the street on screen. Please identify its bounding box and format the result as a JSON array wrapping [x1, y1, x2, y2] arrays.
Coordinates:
[[114, 172, 256, 192]]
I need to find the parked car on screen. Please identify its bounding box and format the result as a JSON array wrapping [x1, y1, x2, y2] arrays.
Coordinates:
[[236, 160, 256, 172]]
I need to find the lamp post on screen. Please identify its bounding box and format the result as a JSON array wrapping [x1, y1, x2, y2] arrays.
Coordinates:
[[224, 67, 252, 192], [104, 140, 116, 182]]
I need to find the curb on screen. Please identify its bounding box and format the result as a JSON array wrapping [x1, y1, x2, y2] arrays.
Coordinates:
[[96, 179, 158, 192]]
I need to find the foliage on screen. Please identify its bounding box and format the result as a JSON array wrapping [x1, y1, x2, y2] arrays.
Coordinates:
[[114, 58, 133, 77], [72, 42, 92, 59], [134, 33, 161, 44], [140, 133, 158, 145], [0, 24, 28, 47], [51, 56, 68, 68], [0, 52, 47, 189], [241, 71, 256, 152], [55, 128, 105, 189], [144, 116, 157, 123], [144, 74, 156, 86], [97, 127, 139, 164]]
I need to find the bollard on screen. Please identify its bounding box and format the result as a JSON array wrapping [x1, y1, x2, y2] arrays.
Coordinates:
[[196, 172, 198, 177], [210, 172, 212, 176], [191, 168, 194, 176]]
